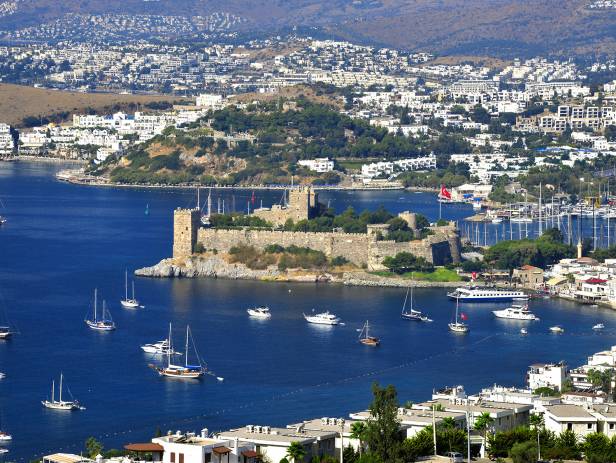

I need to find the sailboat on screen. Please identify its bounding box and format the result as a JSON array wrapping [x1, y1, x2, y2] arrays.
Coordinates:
[[358, 321, 380, 346], [152, 325, 204, 379], [85, 289, 116, 331], [400, 287, 432, 322], [120, 270, 140, 309], [448, 297, 469, 333], [41, 373, 84, 410]]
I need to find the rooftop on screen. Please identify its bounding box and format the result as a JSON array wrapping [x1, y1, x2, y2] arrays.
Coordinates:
[[544, 404, 597, 419], [218, 426, 336, 445]]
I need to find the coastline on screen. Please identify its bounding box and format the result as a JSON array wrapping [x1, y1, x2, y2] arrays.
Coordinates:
[[134, 255, 464, 288], [6, 155, 87, 165]]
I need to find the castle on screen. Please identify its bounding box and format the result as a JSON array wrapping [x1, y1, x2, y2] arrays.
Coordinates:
[[173, 188, 461, 271]]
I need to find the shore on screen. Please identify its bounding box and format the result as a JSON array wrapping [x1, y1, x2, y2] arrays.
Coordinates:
[[134, 255, 464, 288], [6, 155, 87, 165]]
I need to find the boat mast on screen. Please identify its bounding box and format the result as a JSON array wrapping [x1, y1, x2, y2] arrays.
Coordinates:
[[51, 379, 55, 403], [59, 373, 63, 403], [167, 323, 172, 367], [125, 270, 128, 301], [455, 297, 460, 325], [402, 288, 409, 315], [94, 288, 97, 322], [185, 326, 189, 367], [132, 281, 135, 301]]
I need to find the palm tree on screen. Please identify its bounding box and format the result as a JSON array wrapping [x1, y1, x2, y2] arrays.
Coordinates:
[[529, 413, 544, 461], [474, 412, 494, 456], [439, 416, 457, 453], [286, 442, 306, 463], [350, 421, 367, 455]]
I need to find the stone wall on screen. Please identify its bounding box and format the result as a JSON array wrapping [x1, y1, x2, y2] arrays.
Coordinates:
[[173, 208, 200, 258]]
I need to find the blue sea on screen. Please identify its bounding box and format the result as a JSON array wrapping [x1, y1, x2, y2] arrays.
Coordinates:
[[0, 161, 615, 461]]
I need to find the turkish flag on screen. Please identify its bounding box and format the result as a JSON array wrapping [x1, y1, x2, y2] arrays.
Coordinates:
[[471, 272, 477, 280], [460, 313, 468, 320], [440, 184, 452, 199]]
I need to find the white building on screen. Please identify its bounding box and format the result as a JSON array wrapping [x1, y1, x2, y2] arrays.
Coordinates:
[[298, 158, 335, 173], [153, 430, 253, 463], [196, 94, 225, 109], [0, 123, 13, 156], [543, 404, 598, 440], [527, 362, 568, 391], [361, 155, 436, 182]]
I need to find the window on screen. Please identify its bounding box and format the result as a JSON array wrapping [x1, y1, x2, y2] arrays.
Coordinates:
[[171, 453, 176, 463], [567, 423, 573, 431], [610, 423, 614, 430], [588, 423, 593, 430], [179, 454, 184, 463], [204, 454, 211, 463]]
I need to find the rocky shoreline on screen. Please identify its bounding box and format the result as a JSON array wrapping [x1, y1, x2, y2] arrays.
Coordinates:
[[135, 255, 463, 288]]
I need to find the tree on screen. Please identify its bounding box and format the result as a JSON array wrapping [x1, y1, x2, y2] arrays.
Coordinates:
[[529, 414, 544, 460], [350, 421, 367, 455], [474, 412, 494, 448], [286, 442, 307, 463], [364, 383, 402, 462], [85, 437, 104, 459], [509, 441, 537, 463]]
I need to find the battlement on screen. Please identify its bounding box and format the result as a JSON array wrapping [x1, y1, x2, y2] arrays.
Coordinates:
[[252, 186, 319, 226], [173, 208, 200, 258]]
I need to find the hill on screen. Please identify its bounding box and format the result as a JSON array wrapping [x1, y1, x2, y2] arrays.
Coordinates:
[[1, 0, 616, 57], [0, 84, 185, 127]]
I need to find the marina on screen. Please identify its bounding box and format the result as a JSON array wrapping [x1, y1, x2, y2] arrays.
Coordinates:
[[4, 162, 616, 460]]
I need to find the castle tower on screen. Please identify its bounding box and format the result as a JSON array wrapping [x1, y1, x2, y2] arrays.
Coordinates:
[[577, 239, 583, 259], [287, 186, 318, 221], [173, 208, 200, 258]]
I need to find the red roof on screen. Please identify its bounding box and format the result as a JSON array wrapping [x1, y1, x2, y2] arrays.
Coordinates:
[[124, 443, 164, 453], [242, 450, 259, 458], [585, 278, 607, 284], [213, 447, 232, 455]]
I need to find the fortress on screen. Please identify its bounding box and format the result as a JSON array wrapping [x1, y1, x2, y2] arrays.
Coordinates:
[[173, 187, 461, 271]]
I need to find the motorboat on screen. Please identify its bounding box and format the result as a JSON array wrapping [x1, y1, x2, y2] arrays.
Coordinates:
[[303, 311, 340, 325], [593, 323, 605, 331], [120, 269, 141, 309], [0, 432, 12, 442], [41, 374, 84, 411], [491, 218, 503, 224], [492, 305, 538, 321], [549, 326, 564, 334], [0, 216, 5, 226], [358, 321, 380, 346], [141, 339, 180, 356], [400, 287, 432, 322], [520, 328, 528, 335], [247, 306, 272, 318], [85, 289, 116, 331], [448, 286, 527, 302], [0, 326, 13, 340], [448, 297, 469, 334]]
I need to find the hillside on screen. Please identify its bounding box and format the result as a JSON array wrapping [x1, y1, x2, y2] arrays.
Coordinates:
[[1, 0, 616, 57], [0, 84, 185, 127]]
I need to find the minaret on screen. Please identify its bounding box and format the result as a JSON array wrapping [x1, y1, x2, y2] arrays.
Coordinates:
[[577, 239, 583, 259]]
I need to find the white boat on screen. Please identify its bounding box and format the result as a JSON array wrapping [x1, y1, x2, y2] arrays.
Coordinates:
[[120, 269, 140, 309], [152, 325, 204, 379], [448, 298, 469, 333], [247, 306, 271, 318], [85, 289, 116, 331], [0, 216, 5, 226], [400, 287, 432, 322], [358, 321, 380, 346], [0, 373, 5, 380], [0, 326, 13, 340], [549, 325, 564, 334], [492, 305, 538, 321], [593, 323, 605, 331], [141, 339, 181, 356], [447, 286, 527, 302], [491, 218, 503, 224], [520, 328, 528, 335], [41, 373, 84, 411], [0, 449, 7, 455], [303, 311, 340, 325], [0, 432, 10, 442], [510, 216, 533, 223]]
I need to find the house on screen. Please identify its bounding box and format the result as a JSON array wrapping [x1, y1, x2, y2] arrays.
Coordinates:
[[527, 362, 567, 391], [297, 158, 335, 173], [513, 265, 544, 289], [217, 425, 337, 463], [152, 431, 252, 463], [287, 417, 361, 453], [543, 404, 598, 440]]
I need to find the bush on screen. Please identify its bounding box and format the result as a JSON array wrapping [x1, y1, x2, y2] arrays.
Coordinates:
[[509, 441, 537, 463], [331, 256, 349, 266], [264, 244, 285, 254], [382, 252, 434, 274], [461, 259, 485, 273]]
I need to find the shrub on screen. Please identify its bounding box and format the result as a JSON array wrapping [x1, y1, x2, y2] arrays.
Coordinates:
[[331, 256, 349, 266], [509, 441, 537, 463], [264, 244, 285, 254]]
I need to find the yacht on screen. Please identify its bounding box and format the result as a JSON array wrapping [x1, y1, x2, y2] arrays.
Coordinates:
[[247, 306, 272, 318], [549, 325, 564, 334], [593, 323, 605, 331], [448, 298, 469, 334], [120, 269, 140, 309], [0, 449, 7, 455], [0, 432, 11, 442], [141, 339, 180, 356], [0, 373, 5, 380], [358, 321, 380, 346], [520, 328, 528, 335], [152, 325, 204, 380], [492, 305, 538, 321], [303, 311, 340, 325], [85, 289, 116, 331], [400, 287, 432, 322], [0, 216, 5, 226], [41, 374, 84, 411], [0, 326, 13, 340], [447, 286, 527, 302]]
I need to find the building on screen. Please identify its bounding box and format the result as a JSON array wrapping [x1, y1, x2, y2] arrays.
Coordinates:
[[513, 265, 544, 289], [0, 123, 13, 156], [527, 362, 568, 391], [543, 404, 598, 440], [297, 158, 335, 173], [153, 431, 253, 463], [252, 186, 319, 226]]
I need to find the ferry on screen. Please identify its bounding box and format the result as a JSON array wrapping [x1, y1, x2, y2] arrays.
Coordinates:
[[303, 311, 340, 325], [492, 305, 538, 321], [447, 286, 527, 302]]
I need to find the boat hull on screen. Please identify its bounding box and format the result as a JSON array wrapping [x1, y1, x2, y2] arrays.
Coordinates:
[[120, 299, 140, 309], [86, 321, 116, 331], [156, 368, 203, 379], [448, 323, 469, 333]]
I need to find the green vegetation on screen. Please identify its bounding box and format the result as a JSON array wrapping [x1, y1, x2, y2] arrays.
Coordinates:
[[533, 386, 560, 397], [209, 213, 273, 229], [371, 267, 462, 282], [228, 244, 349, 271], [382, 252, 434, 274], [483, 228, 574, 270], [285, 442, 307, 463], [489, 426, 581, 461]]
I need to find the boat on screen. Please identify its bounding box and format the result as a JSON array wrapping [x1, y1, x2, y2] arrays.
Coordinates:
[[358, 321, 380, 346], [447, 286, 527, 302], [0, 432, 9, 442], [492, 305, 538, 321], [152, 325, 204, 379], [593, 323, 605, 331], [520, 328, 528, 335], [549, 326, 564, 334], [0, 449, 7, 455], [510, 217, 533, 223], [303, 311, 340, 325], [141, 338, 181, 356], [400, 287, 432, 322], [448, 297, 469, 333], [120, 270, 140, 309], [491, 217, 503, 224], [0, 326, 13, 340], [41, 374, 84, 411], [247, 306, 271, 318], [85, 289, 116, 331], [0, 216, 5, 226], [0, 373, 5, 380]]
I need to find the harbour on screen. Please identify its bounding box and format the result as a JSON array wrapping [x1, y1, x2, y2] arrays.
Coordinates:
[[3, 161, 616, 460]]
